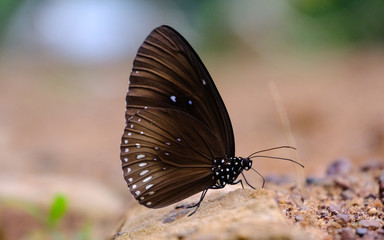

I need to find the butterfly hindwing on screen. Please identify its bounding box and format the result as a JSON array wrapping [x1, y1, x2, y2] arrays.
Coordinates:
[[121, 25, 234, 208]]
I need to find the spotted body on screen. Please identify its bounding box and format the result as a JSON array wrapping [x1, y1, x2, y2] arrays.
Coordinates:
[[213, 157, 252, 187]]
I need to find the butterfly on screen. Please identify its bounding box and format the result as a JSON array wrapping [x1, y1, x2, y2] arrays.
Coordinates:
[[120, 25, 303, 216]]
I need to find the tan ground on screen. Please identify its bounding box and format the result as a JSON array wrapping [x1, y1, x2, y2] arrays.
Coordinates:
[[1, 48, 383, 239]]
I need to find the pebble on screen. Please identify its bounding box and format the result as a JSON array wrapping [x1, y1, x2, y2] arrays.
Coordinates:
[[339, 227, 354, 240], [328, 204, 341, 214], [326, 158, 351, 176], [335, 213, 349, 226], [356, 227, 368, 237], [359, 219, 382, 230], [341, 190, 355, 200], [380, 171, 384, 202], [295, 214, 303, 222], [306, 177, 323, 185], [367, 207, 377, 215], [361, 161, 384, 171], [334, 176, 351, 189]]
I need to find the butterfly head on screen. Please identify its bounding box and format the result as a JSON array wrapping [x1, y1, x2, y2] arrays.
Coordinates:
[[241, 157, 253, 171]]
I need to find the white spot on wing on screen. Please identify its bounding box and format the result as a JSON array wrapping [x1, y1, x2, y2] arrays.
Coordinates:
[[124, 139, 128, 144], [140, 170, 149, 176], [139, 163, 147, 167], [128, 178, 133, 182], [177, 138, 181, 142], [188, 100, 192, 105], [125, 148, 129, 153], [124, 158, 128, 162], [165, 142, 171, 146], [146, 184, 153, 189], [137, 154, 145, 159], [127, 168, 131, 173], [127, 132, 132, 136], [148, 191, 155, 195], [202, 79, 206, 85], [170, 95, 176, 102], [143, 176, 152, 182], [136, 143, 141, 148], [132, 184, 137, 189], [146, 202, 152, 206], [135, 190, 140, 195]]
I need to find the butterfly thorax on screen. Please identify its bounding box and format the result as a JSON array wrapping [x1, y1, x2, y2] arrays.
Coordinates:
[[212, 157, 253, 187]]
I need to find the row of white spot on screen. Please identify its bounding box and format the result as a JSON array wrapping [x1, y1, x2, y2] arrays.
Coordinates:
[[170, 95, 193, 106]]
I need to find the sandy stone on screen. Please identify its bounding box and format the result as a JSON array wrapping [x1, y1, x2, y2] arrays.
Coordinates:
[[113, 189, 322, 240], [359, 219, 382, 230], [339, 227, 354, 240]]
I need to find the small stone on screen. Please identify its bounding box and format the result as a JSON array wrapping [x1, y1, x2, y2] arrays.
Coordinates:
[[295, 214, 303, 222], [334, 177, 351, 190], [339, 227, 354, 240], [361, 161, 384, 171], [306, 177, 323, 185], [356, 227, 368, 237], [380, 171, 384, 203], [359, 219, 382, 230], [326, 158, 351, 176], [320, 210, 328, 218], [335, 213, 349, 226], [328, 204, 341, 214], [341, 190, 355, 200], [373, 199, 383, 208], [368, 207, 377, 215]]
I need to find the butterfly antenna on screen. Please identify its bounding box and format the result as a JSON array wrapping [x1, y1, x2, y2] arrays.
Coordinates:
[[247, 145, 296, 158], [249, 155, 304, 168]]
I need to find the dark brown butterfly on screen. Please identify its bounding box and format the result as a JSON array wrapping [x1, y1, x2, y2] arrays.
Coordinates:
[[120, 25, 302, 216]]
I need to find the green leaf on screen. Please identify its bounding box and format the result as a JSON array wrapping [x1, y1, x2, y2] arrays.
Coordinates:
[[47, 194, 68, 228]]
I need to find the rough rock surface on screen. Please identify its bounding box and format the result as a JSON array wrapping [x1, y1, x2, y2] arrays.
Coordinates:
[[112, 188, 321, 240], [113, 159, 384, 240]]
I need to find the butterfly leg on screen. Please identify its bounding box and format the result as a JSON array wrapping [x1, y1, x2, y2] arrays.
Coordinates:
[[247, 168, 266, 188], [186, 185, 223, 216], [232, 179, 245, 189], [187, 188, 209, 217], [241, 172, 256, 189]]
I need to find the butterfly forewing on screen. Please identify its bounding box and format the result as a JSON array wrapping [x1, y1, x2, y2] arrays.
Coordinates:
[[121, 25, 234, 208]]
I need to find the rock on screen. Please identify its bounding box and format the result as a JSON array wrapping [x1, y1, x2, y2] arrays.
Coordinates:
[[379, 171, 384, 203], [367, 207, 377, 216], [341, 190, 355, 200], [113, 189, 322, 240], [333, 177, 351, 190], [335, 214, 349, 226], [339, 227, 354, 240], [328, 204, 341, 214], [360, 161, 384, 171], [359, 219, 382, 230], [326, 158, 351, 176], [356, 227, 368, 237], [295, 214, 303, 222]]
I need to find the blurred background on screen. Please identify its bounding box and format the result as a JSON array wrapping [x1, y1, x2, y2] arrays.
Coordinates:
[[1, 0, 384, 239]]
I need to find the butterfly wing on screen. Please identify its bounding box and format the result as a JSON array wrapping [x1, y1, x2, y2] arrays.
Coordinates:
[[120, 25, 234, 208]]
